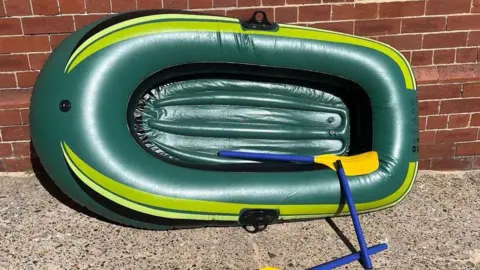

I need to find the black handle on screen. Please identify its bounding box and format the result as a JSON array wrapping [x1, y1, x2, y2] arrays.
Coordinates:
[[240, 10, 278, 31]]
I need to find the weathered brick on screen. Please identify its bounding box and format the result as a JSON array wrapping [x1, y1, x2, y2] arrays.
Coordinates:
[[0, 143, 13, 157], [0, 18, 23, 35], [402, 17, 446, 34], [413, 66, 439, 84], [448, 114, 470, 128], [433, 49, 456, 64], [23, 16, 74, 35], [473, 0, 480, 13], [431, 157, 473, 170], [0, 110, 22, 126], [20, 110, 30, 125], [418, 159, 431, 170], [448, 15, 480, 31], [163, 0, 188, 9], [355, 19, 400, 36], [411, 50, 433, 66], [310, 21, 354, 34], [263, 0, 285, 5], [377, 34, 422, 50], [75, 15, 108, 30], [420, 130, 435, 144], [0, 55, 29, 72], [1, 126, 30, 141], [468, 31, 480, 46], [31, 0, 59, 15], [50, 34, 70, 50], [0, 90, 32, 110], [456, 142, 480, 156], [17, 72, 39, 88], [275, 7, 297, 23], [0, 36, 51, 54], [4, 0, 32, 16], [423, 32, 468, 49], [456, 47, 478, 63], [137, 0, 163, 9], [28, 53, 50, 70], [427, 115, 448, 129], [440, 98, 480, 114], [4, 157, 33, 172], [472, 113, 480, 126], [213, 0, 235, 7], [420, 143, 454, 159], [12, 142, 32, 157], [286, 0, 321, 4], [419, 116, 427, 130], [111, 0, 137, 12], [463, 83, 480, 97], [426, 0, 471, 15], [419, 101, 439, 116], [59, 0, 85, 14], [437, 64, 479, 83], [0, 74, 17, 89], [435, 128, 478, 143], [379, 1, 425, 18], [190, 0, 213, 8], [418, 84, 462, 100], [332, 3, 378, 20], [298, 5, 331, 22], [85, 0, 111, 12], [238, 0, 259, 7]]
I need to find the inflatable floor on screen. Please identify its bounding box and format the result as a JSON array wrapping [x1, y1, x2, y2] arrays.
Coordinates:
[[30, 10, 419, 230]]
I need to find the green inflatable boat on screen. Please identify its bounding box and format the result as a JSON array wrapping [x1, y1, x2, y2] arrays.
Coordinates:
[[30, 10, 419, 230]]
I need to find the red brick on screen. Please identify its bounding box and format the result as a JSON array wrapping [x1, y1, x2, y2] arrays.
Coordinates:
[[419, 116, 427, 130], [468, 31, 480, 46], [0, 36, 51, 54], [213, 0, 235, 7], [0, 74, 17, 89], [163, 0, 187, 8], [420, 143, 454, 159], [456, 48, 478, 63], [423, 32, 468, 49], [238, 0, 260, 6], [17, 72, 39, 88], [426, 115, 448, 129], [200, 10, 226, 16], [413, 66, 439, 84], [0, 110, 22, 126], [286, 0, 321, 4], [475, 157, 480, 169], [0, 2, 5, 16], [0, 55, 29, 72], [31, 0, 59, 15], [75, 15, 108, 30], [401, 17, 446, 34], [4, 157, 33, 172], [437, 64, 480, 83], [137, 0, 163, 9], [4, 0, 32, 16], [0, 144, 13, 157], [59, 0, 85, 14], [332, 3, 378, 20], [275, 7, 297, 23], [433, 49, 456, 64], [355, 19, 400, 36], [111, 0, 136, 12], [50, 34, 70, 50], [473, 0, 480, 13], [86, 0, 110, 12], [418, 159, 431, 170], [418, 84, 462, 100], [299, 5, 331, 22], [448, 15, 480, 31], [440, 98, 480, 114], [263, 0, 285, 5], [12, 142, 31, 157], [448, 114, 470, 128], [20, 110, 30, 125], [1, 126, 30, 141], [419, 101, 439, 116], [379, 1, 425, 18], [23, 16, 74, 35], [401, 51, 411, 62], [0, 90, 32, 110], [435, 128, 478, 143], [464, 83, 480, 97], [377, 35, 422, 50], [420, 130, 435, 144], [411, 50, 433, 66], [0, 18, 23, 35], [28, 53, 50, 70], [189, 0, 212, 9], [426, 0, 471, 15], [431, 157, 473, 170], [227, 8, 274, 21], [472, 113, 480, 126], [310, 21, 354, 34]]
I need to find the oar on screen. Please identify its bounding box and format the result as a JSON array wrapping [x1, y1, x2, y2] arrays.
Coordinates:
[[218, 151, 379, 176]]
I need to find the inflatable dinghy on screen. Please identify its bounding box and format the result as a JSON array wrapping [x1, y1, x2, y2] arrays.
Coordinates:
[[31, 10, 419, 230]]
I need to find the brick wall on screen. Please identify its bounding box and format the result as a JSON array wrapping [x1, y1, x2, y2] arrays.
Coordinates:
[[1, 0, 480, 172]]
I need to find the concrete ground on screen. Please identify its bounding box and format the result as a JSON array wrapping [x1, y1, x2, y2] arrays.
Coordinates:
[[0, 171, 479, 270]]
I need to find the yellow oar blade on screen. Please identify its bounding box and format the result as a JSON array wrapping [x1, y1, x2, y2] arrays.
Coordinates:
[[314, 151, 379, 176]]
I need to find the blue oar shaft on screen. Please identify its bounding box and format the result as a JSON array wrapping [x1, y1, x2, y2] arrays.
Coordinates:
[[218, 150, 314, 163], [310, 243, 388, 270]]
